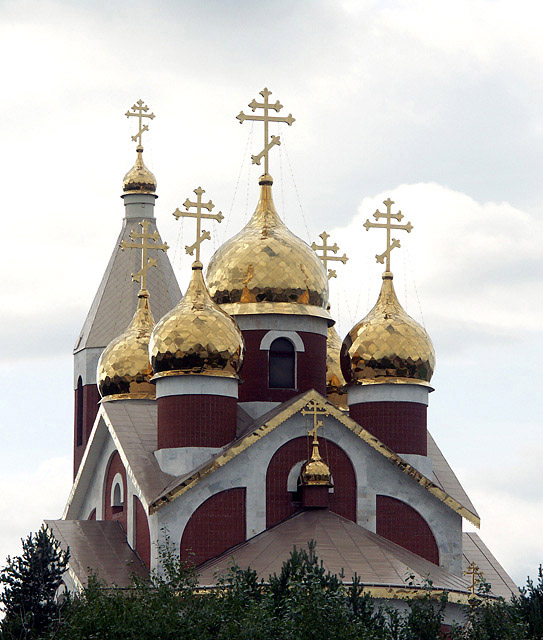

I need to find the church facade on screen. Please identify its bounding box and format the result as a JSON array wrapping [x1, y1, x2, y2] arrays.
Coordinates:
[[46, 92, 516, 620]]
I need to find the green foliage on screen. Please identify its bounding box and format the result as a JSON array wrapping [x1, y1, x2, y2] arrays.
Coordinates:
[[0, 525, 69, 640], [514, 565, 543, 639]]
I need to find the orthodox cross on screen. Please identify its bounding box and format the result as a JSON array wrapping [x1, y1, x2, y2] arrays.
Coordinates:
[[125, 99, 155, 149], [173, 187, 224, 263], [311, 232, 349, 279], [301, 400, 330, 445], [463, 562, 484, 596], [120, 220, 169, 292], [236, 88, 295, 175], [363, 198, 413, 272]]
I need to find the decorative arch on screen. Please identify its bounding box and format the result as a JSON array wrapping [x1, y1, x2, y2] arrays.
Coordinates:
[[133, 496, 151, 569], [376, 495, 439, 565], [103, 451, 127, 531], [180, 488, 246, 566], [266, 436, 356, 527], [260, 330, 305, 352], [87, 508, 96, 520]]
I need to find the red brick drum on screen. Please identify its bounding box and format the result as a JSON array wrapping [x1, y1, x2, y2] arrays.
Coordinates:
[[157, 394, 238, 449], [349, 401, 427, 455]]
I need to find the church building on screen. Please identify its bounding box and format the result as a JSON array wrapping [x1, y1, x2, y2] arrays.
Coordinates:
[[45, 91, 517, 619]]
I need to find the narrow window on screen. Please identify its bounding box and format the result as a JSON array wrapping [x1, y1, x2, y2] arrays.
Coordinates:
[[269, 338, 295, 389], [76, 377, 83, 447]]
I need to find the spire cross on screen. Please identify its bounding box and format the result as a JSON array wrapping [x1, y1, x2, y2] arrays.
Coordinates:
[[125, 99, 155, 149], [311, 231, 349, 279], [463, 562, 484, 596], [236, 87, 295, 175], [120, 220, 169, 291], [301, 400, 330, 445], [363, 198, 413, 272], [173, 187, 224, 263]]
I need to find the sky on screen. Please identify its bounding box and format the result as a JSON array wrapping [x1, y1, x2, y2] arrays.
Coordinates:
[[1, 0, 542, 587]]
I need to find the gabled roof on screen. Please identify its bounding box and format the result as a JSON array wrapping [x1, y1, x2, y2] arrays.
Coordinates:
[[149, 390, 480, 527], [45, 520, 147, 588], [463, 532, 518, 599], [197, 509, 472, 602], [74, 216, 181, 352]]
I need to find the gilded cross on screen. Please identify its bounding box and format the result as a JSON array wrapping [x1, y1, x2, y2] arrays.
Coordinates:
[[301, 400, 330, 444], [463, 562, 484, 596], [311, 232, 348, 279], [125, 99, 155, 148], [173, 187, 224, 263], [236, 88, 295, 175], [120, 220, 169, 292], [363, 198, 413, 272]]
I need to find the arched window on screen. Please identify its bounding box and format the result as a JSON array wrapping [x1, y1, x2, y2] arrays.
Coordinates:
[[76, 377, 83, 446], [269, 338, 295, 388], [111, 473, 124, 514]]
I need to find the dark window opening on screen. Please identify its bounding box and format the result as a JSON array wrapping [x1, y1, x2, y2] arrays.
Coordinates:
[[269, 338, 295, 388], [76, 377, 83, 447]]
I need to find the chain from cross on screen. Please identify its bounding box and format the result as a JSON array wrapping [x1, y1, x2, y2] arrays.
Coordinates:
[[363, 198, 413, 273], [125, 100, 155, 149], [120, 220, 169, 292], [463, 562, 484, 596], [172, 187, 224, 263], [236, 88, 295, 176], [311, 231, 349, 279], [301, 400, 330, 444]]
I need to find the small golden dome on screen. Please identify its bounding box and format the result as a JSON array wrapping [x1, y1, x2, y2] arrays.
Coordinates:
[[301, 442, 332, 486], [206, 175, 329, 319], [326, 322, 347, 409], [341, 272, 435, 385], [150, 262, 245, 378], [97, 290, 156, 401], [122, 146, 157, 194]]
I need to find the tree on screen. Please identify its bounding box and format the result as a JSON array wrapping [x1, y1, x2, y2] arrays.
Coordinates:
[[0, 525, 69, 639]]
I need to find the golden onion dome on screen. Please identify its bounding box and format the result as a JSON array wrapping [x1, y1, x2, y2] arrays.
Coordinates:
[[326, 322, 347, 409], [97, 290, 156, 401], [341, 272, 435, 385], [206, 175, 330, 320], [301, 442, 333, 486], [122, 146, 157, 194], [150, 261, 245, 378]]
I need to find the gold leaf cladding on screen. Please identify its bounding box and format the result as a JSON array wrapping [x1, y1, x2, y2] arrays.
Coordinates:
[[326, 323, 347, 408], [150, 263, 245, 378], [342, 273, 435, 384], [97, 291, 156, 400], [206, 177, 329, 316]]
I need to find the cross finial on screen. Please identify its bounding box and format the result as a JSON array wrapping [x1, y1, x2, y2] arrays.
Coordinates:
[[236, 88, 295, 176], [173, 187, 224, 264], [301, 399, 330, 445], [363, 198, 413, 273], [125, 99, 155, 149], [311, 231, 349, 279], [463, 562, 485, 596], [120, 220, 169, 292]]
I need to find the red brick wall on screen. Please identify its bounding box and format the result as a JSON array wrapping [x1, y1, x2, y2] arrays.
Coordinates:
[[133, 496, 151, 569], [157, 394, 237, 449], [103, 451, 127, 533], [73, 383, 101, 478], [180, 488, 246, 566], [266, 436, 356, 527], [376, 495, 439, 565], [238, 330, 327, 402], [349, 401, 427, 455]]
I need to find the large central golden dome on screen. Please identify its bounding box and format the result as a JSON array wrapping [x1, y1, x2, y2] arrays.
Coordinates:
[[206, 175, 329, 318]]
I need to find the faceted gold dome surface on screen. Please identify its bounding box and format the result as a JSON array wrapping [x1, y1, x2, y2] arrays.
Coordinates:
[[150, 262, 245, 378], [97, 290, 156, 400], [326, 323, 347, 409], [206, 176, 329, 317], [301, 443, 332, 486], [122, 147, 157, 194], [341, 273, 435, 384]]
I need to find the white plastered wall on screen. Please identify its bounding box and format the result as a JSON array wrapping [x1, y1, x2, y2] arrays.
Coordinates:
[[154, 411, 462, 575]]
